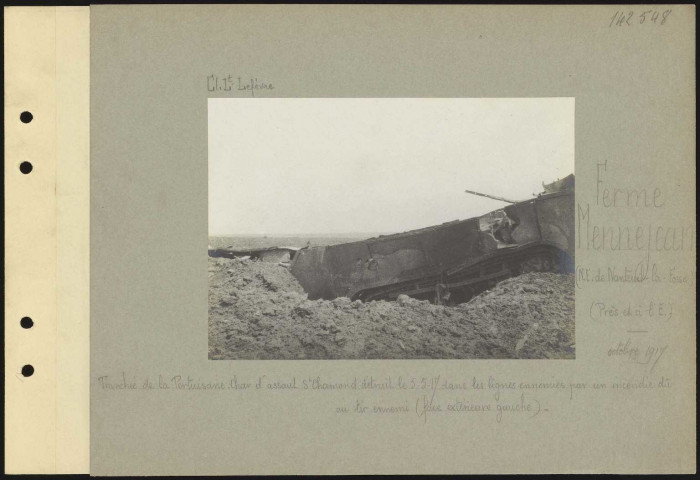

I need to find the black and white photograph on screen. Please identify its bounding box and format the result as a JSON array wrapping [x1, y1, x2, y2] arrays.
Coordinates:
[[208, 98, 575, 360], [6, 3, 695, 475]]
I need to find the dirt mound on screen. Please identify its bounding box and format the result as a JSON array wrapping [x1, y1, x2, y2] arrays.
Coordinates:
[[208, 257, 575, 360]]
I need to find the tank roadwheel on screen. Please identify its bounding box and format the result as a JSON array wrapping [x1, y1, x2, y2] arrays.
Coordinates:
[[520, 252, 560, 274], [520, 256, 543, 274], [435, 283, 452, 305], [541, 257, 552, 272], [519, 254, 553, 274]]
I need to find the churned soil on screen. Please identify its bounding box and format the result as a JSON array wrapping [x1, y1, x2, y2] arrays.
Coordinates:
[[208, 257, 575, 360]]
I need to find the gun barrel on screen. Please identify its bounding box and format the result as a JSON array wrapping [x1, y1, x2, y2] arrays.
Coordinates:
[[464, 189, 518, 204]]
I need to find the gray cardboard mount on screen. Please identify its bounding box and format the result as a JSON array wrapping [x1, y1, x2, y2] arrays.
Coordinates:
[[91, 5, 696, 475]]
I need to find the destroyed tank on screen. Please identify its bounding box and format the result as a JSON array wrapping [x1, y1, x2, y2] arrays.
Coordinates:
[[289, 174, 574, 305]]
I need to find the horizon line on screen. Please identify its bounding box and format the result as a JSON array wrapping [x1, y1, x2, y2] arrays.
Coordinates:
[[209, 232, 395, 237]]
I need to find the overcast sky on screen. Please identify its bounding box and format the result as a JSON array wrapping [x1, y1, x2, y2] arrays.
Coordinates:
[[209, 98, 574, 236]]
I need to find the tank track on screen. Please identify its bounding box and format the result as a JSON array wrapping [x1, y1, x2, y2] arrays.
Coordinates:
[[351, 243, 572, 305]]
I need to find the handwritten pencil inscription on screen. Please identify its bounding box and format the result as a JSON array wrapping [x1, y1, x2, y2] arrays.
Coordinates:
[[609, 9, 672, 28], [207, 74, 274, 96]]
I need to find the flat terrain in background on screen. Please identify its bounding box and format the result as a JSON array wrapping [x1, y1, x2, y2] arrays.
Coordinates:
[[209, 235, 384, 250]]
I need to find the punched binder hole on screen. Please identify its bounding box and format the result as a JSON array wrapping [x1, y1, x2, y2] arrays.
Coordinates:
[[21, 365, 34, 377], [19, 162, 33, 174], [20, 317, 34, 329], [20, 111, 33, 123]]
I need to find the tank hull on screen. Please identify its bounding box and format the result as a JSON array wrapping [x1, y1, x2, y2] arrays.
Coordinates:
[[290, 190, 574, 303]]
